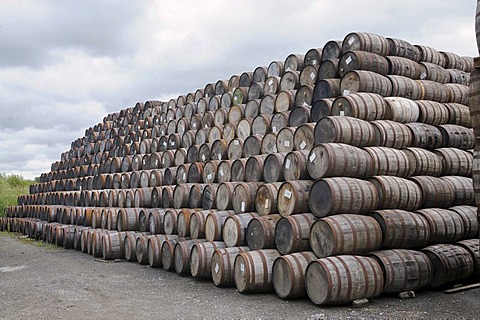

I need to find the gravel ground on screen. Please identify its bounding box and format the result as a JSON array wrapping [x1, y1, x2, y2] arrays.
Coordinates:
[[0, 232, 479, 320]]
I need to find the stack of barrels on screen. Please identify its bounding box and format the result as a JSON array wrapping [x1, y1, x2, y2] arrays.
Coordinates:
[[2, 31, 479, 306]]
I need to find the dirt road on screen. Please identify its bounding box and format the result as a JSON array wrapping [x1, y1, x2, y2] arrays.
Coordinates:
[[0, 232, 479, 319]]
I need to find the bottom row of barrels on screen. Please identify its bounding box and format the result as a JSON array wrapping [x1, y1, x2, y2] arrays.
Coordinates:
[[1, 217, 479, 305]]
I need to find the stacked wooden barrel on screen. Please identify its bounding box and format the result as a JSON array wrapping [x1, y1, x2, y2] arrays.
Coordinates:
[[2, 31, 479, 306]]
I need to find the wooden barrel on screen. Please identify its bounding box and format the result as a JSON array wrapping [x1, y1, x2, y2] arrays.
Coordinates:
[[314, 116, 376, 147], [342, 32, 390, 56], [307, 143, 373, 179], [280, 71, 299, 91], [312, 79, 341, 100], [371, 120, 412, 148], [222, 212, 259, 247], [340, 70, 392, 97], [283, 150, 311, 181], [232, 182, 261, 214], [243, 135, 262, 158], [304, 47, 322, 66], [217, 160, 233, 183], [415, 45, 446, 66], [276, 126, 296, 153], [370, 209, 431, 249], [190, 241, 226, 278], [263, 152, 287, 183], [293, 123, 315, 151], [234, 249, 281, 293], [227, 139, 244, 160], [216, 182, 242, 211], [201, 184, 218, 210], [440, 176, 474, 206], [123, 232, 141, 262], [255, 182, 282, 216], [245, 155, 267, 182], [419, 62, 450, 83], [364, 146, 412, 177], [416, 100, 450, 126], [369, 249, 432, 293], [309, 177, 378, 218], [267, 60, 284, 77], [402, 147, 443, 177], [445, 83, 469, 105], [416, 208, 465, 244], [331, 92, 386, 121], [288, 106, 310, 127], [433, 146, 472, 174], [410, 176, 454, 209], [161, 238, 184, 271], [277, 180, 313, 216], [299, 64, 318, 86], [405, 123, 443, 150], [211, 246, 250, 287], [386, 56, 421, 78], [322, 40, 343, 61], [456, 239, 480, 275], [272, 251, 317, 299], [309, 214, 382, 258], [317, 59, 339, 81], [163, 209, 180, 235], [135, 233, 150, 265], [189, 210, 211, 239], [311, 98, 335, 122], [177, 209, 194, 237], [246, 214, 282, 250], [205, 210, 235, 241], [174, 239, 206, 276], [305, 255, 384, 305], [369, 176, 423, 211], [449, 206, 478, 239], [421, 243, 474, 287], [275, 213, 315, 254], [117, 208, 140, 231], [383, 97, 419, 123], [147, 234, 177, 268], [387, 75, 424, 100], [189, 183, 206, 208], [439, 124, 474, 150], [387, 37, 419, 61], [339, 51, 389, 77], [230, 158, 247, 182]]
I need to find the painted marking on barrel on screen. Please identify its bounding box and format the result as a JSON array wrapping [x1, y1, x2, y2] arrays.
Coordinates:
[[215, 263, 219, 274], [219, 169, 224, 176], [285, 159, 291, 169], [309, 152, 316, 162], [348, 36, 355, 45], [303, 101, 309, 107], [240, 263, 245, 273], [312, 59, 317, 65], [345, 56, 352, 65], [420, 72, 427, 80], [234, 140, 239, 146], [340, 111, 345, 116], [272, 126, 276, 132], [284, 189, 292, 199], [268, 79, 273, 86], [241, 202, 245, 212], [310, 72, 315, 80], [0, 266, 26, 273], [300, 141, 307, 150], [342, 90, 350, 96], [265, 199, 269, 209], [284, 140, 290, 147], [207, 174, 212, 180], [183, 173, 186, 180], [202, 154, 206, 161]]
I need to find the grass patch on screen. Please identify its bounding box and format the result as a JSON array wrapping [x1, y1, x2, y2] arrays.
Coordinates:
[[0, 231, 58, 250], [0, 174, 36, 217]]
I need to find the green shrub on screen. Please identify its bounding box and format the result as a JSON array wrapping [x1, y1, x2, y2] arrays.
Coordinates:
[[0, 173, 35, 216]]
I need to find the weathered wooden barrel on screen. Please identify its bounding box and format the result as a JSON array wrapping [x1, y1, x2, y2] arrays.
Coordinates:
[[309, 177, 378, 217], [147, 234, 177, 268], [387, 75, 423, 100], [309, 97, 334, 121], [419, 62, 450, 83], [211, 246, 251, 287], [363, 146, 411, 177], [189, 183, 206, 208], [421, 243, 474, 287], [299, 65, 318, 86], [312, 79, 341, 100], [275, 213, 315, 254], [277, 180, 313, 216], [440, 176, 474, 206], [205, 210, 235, 242], [189, 209, 211, 239], [283, 150, 311, 181], [416, 100, 450, 126], [371, 120, 412, 148], [174, 239, 207, 276], [416, 208, 465, 244], [402, 147, 444, 177], [322, 40, 343, 61], [230, 158, 247, 182], [276, 126, 296, 153], [415, 44, 446, 66], [190, 241, 226, 278], [135, 233, 150, 265], [293, 123, 315, 151], [117, 208, 141, 231], [102, 231, 127, 260], [314, 116, 376, 147], [456, 239, 480, 275], [387, 37, 419, 60], [177, 209, 194, 237], [201, 184, 218, 210], [369, 249, 432, 293], [222, 212, 259, 247], [232, 182, 261, 214], [339, 50, 389, 77], [305, 255, 384, 305], [368, 176, 423, 211], [449, 206, 478, 239], [410, 176, 454, 209], [263, 152, 286, 183], [383, 97, 419, 123], [317, 59, 339, 81], [342, 32, 390, 56], [331, 92, 386, 121], [245, 155, 268, 182], [340, 70, 392, 97], [433, 148, 472, 177], [161, 237, 185, 271], [439, 124, 475, 150], [406, 122, 443, 150], [255, 182, 282, 216], [370, 209, 431, 249], [163, 209, 180, 235], [148, 209, 166, 234], [123, 232, 141, 262], [304, 47, 322, 66], [386, 56, 421, 78], [246, 214, 282, 250], [272, 251, 318, 299], [234, 249, 281, 293], [202, 161, 221, 183], [242, 135, 262, 158], [309, 214, 382, 258], [307, 143, 373, 179]]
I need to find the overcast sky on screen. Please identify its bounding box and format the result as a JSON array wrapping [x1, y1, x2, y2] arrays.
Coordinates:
[[0, 0, 477, 180]]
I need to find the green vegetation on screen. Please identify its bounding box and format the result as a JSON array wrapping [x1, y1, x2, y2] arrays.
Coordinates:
[[0, 174, 35, 217]]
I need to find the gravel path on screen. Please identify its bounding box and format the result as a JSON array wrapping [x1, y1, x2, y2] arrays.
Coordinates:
[[0, 232, 479, 319]]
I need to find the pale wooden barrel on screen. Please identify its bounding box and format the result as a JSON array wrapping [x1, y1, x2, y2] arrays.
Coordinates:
[[272, 251, 317, 299], [293, 123, 315, 151], [342, 32, 390, 56], [364, 146, 413, 177], [189, 209, 212, 239], [275, 213, 315, 254], [309, 214, 382, 258], [339, 50, 389, 77], [315, 116, 376, 147], [416, 100, 450, 126], [211, 246, 250, 287], [402, 147, 444, 177], [147, 234, 178, 268], [222, 212, 259, 247], [305, 255, 384, 305], [383, 97, 419, 123], [283, 150, 311, 181], [190, 241, 226, 278], [234, 249, 281, 293], [246, 214, 282, 250], [410, 176, 454, 209], [331, 92, 386, 121], [232, 182, 262, 214], [340, 70, 392, 97], [174, 239, 207, 276], [255, 182, 282, 216], [369, 176, 423, 211], [322, 40, 343, 61], [371, 120, 412, 149], [204, 210, 235, 242], [416, 208, 465, 244], [277, 180, 313, 216]]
